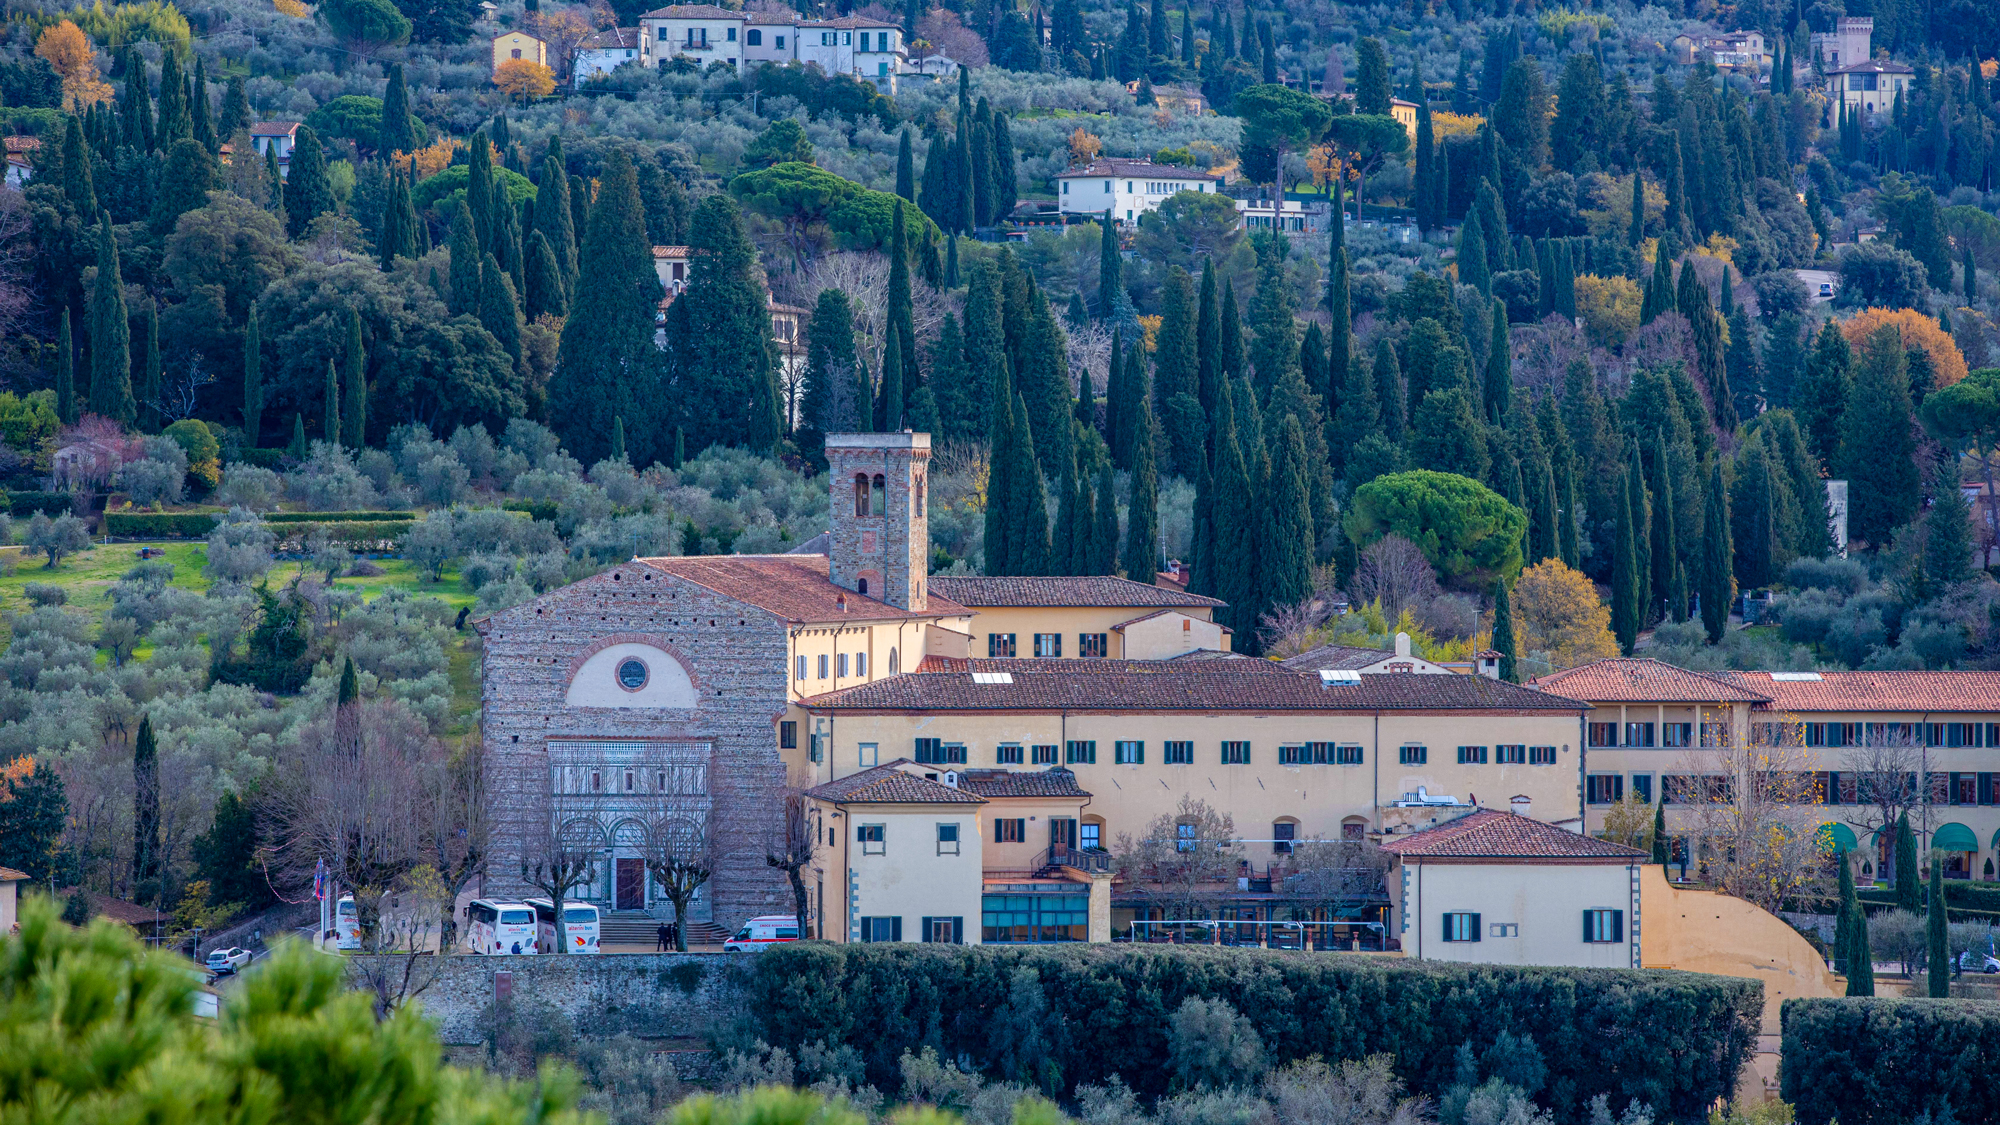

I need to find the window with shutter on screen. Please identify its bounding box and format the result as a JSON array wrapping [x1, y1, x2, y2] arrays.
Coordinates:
[[1583, 909, 1622, 943], [1442, 912, 1480, 942]]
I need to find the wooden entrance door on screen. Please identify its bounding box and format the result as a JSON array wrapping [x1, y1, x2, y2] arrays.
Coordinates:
[[1049, 817, 1077, 851], [615, 858, 645, 910]]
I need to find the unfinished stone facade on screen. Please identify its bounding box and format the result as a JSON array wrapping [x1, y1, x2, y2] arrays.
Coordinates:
[[477, 564, 796, 926]]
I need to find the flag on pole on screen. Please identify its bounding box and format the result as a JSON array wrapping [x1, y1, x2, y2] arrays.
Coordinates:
[[313, 858, 327, 901]]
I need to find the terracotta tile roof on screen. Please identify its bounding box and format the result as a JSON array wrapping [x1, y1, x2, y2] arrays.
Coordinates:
[[1111, 607, 1206, 630], [1828, 59, 1913, 74], [1721, 671, 2000, 714], [801, 664, 1590, 713], [927, 575, 1223, 608], [1381, 809, 1645, 861], [635, 554, 967, 624], [806, 760, 986, 804], [580, 26, 643, 49], [639, 4, 744, 18], [1059, 158, 1218, 181], [1278, 642, 1395, 671], [651, 245, 691, 258], [0, 865, 26, 880], [747, 11, 797, 23], [956, 767, 1091, 798], [3, 136, 41, 153], [54, 890, 161, 926], [1529, 658, 1771, 703], [249, 121, 299, 136]]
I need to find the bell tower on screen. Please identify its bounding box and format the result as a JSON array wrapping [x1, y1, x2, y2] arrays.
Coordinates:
[[825, 432, 929, 611]]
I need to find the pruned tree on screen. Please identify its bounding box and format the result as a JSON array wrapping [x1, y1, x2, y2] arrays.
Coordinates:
[[765, 781, 818, 939], [1674, 733, 1829, 914], [640, 743, 716, 951], [1839, 724, 1929, 888], [1282, 838, 1389, 945], [419, 733, 485, 953], [1113, 795, 1240, 937]]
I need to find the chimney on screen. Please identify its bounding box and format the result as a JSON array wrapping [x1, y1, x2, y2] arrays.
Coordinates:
[[1510, 794, 1531, 818], [1393, 631, 1412, 658]]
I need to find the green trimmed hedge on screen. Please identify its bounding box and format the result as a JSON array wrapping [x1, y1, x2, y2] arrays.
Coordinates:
[[233, 449, 285, 470], [105, 512, 218, 537], [743, 944, 1760, 1121], [1857, 886, 2000, 922], [8, 491, 76, 517], [1783, 997, 2000, 1124], [265, 510, 415, 524], [268, 520, 410, 547], [503, 499, 557, 522]]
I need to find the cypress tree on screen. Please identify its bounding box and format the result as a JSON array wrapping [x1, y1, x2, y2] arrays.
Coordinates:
[[138, 306, 161, 433], [322, 357, 338, 442], [1796, 321, 1852, 473], [447, 200, 481, 317], [1247, 235, 1298, 394], [959, 259, 1004, 441], [242, 305, 262, 444], [480, 253, 524, 369], [524, 229, 565, 320], [1104, 331, 1128, 466], [1651, 801, 1670, 867], [946, 233, 959, 288], [1492, 576, 1518, 682], [991, 113, 1018, 219], [1259, 414, 1315, 638], [1613, 455, 1641, 654], [536, 155, 578, 293], [123, 49, 154, 152], [1299, 322, 1327, 422], [152, 138, 218, 239], [1012, 390, 1051, 575], [1840, 326, 1919, 547], [1330, 333, 1381, 468], [380, 63, 417, 155], [1833, 848, 1855, 972], [879, 319, 906, 431], [1219, 280, 1244, 385], [1965, 241, 1979, 303], [284, 125, 333, 239], [133, 714, 160, 900], [220, 76, 249, 141], [1895, 813, 1921, 913], [986, 366, 1019, 574], [60, 115, 95, 215], [289, 413, 306, 459], [1373, 336, 1404, 444], [1531, 451, 1557, 564], [552, 153, 660, 466], [466, 131, 495, 253], [1458, 215, 1491, 296], [1208, 386, 1256, 644], [1648, 429, 1683, 624], [1156, 267, 1203, 477], [893, 130, 914, 202], [1050, 453, 1080, 575], [675, 193, 782, 456], [1640, 248, 1676, 325], [1559, 454, 1581, 568], [190, 56, 216, 153], [1732, 438, 1779, 591], [1096, 210, 1124, 320], [1483, 299, 1510, 421], [952, 120, 976, 234], [88, 214, 135, 424], [1928, 851, 1951, 998], [611, 417, 627, 462], [1326, 181, 1351, 420], [55, 308, 75, 427], [1700, 461, 1732, 643], [1196, 258, 1221, 414], [265, 146, 285, 222], [1847, 898, 1876, 996], [156, 48, 190, 146], [888, 200, 918, 405], [342, 307, 367, 449], [1093, 462, 1118, 576]]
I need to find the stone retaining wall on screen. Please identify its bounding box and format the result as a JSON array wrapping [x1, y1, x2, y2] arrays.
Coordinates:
[[359, 952, 748, 1045]]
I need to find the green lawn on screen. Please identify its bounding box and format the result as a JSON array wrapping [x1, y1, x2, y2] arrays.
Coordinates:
[[0, 541, 485, 719]]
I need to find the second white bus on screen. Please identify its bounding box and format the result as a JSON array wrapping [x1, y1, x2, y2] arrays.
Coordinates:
[[529, 899, 601, 954]]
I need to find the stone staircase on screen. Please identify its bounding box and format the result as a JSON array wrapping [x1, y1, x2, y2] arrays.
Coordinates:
[[598, 912, 729, 947]]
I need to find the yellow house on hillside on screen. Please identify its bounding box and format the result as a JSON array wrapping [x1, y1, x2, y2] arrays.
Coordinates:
[[492, 31, 548, 72]]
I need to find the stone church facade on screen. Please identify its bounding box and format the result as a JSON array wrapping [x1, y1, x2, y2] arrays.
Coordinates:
[[477, 433, 966, 926]]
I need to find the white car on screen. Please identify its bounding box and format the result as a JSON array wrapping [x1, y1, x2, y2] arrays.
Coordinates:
[[205, 947, 252, 974], [723, 915, 801, 952]]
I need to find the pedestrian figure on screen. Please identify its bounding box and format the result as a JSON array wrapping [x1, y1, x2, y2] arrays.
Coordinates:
[[656, 922, 671, 951]]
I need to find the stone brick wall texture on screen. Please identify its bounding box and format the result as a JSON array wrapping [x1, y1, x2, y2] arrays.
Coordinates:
[[479, 564, 797, 927], [354, 953, 745, 1045]]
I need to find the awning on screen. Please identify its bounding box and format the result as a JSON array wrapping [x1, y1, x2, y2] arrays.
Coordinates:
[[1932, 822, 1979, 851], [1816, 822, 1859, 852]]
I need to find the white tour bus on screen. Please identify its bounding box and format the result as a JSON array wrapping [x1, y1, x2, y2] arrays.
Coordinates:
[[465, 900, 540, 954], [529, 898, 602, 954], [334, 895, 362, 950]]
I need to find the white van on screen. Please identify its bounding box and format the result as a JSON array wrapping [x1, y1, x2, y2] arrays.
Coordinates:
[[465, 900, 539, 954], [723, 915, 801, 952], [529, 898, 601, 954]]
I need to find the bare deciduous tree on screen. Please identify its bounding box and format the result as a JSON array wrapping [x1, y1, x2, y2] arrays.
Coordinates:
[[520, 776, 605, 955], [1839, 724, 1930, 886], [639, 745, 716, 951], [1114, 795, 1240, 936], [1674, 734, 1830, 914], [1346, 534, 1441, 619], [765, 784, 818, 939], [1257, 596, 1335, 658]]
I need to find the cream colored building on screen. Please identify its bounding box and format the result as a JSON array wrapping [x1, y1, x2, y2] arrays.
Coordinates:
[[1825, 59, 1912, 118], [1383, 807, 1645, 967], [492, 31, 548, 71], [0, 866, 22, 933], [1532, 659, 2000, 882], [927, 575, 1229, 660], [806, 761, 988, 943]]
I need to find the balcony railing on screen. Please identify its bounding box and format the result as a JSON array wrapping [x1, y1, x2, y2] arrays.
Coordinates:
[[1041, 845, 1111, 873]]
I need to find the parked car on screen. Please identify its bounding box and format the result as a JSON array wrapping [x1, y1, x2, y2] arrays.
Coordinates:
[[723, 915, 800, 952], [205, 947, 252, 974], [1818, 282, 1833, 297]]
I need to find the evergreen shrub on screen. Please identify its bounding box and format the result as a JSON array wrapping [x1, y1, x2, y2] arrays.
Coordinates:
[[1782, 997, 2000, 1125]]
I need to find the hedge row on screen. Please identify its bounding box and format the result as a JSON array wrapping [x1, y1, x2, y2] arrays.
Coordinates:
[[1782, 998, 2000, 1124], [8, 491, 78, 517], [268, 520, 410, 547], [104, 512, 217, 537], [743, 944, 1760, 1122], [1857, 886, 2000, 922], [265, 510, 415, 524], [503, 499, 557, 522], [233, 449, 285, 470]]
